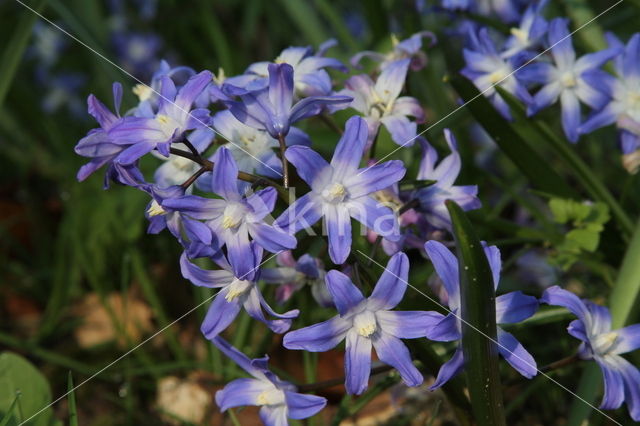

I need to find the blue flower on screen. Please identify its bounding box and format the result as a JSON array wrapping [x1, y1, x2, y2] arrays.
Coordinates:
[[143, 185, 214, 258], [339, 58, 425, 148], [275, 116, 405, 264], [518, 18, 621, 142], [211, 110, 310, 178], [424, 240, 538, 389], [261, 251, 331, 307], [461, 27, 532, 120], [225, 63, 352, 139], [501, 0, 549, 58], [212, 336, 326, 426], [162, 147, 296, 277], [541, 286, 640, 420], [579, 33, 640, 164], [181, 246, 299, 338], [74, 82, 143, 187], [108, 70, 212, 164], [284, 252, 439, 395], [231, 40, 348, 97], [351, 32, 436, 71], [415, 130, 481, 230]]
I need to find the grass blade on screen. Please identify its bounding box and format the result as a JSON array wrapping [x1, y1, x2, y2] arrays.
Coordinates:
[[0, 0, 49, 108], [67, 372, 78, 426], [277, 0, 328, 46], [447, 200, 506, 426]]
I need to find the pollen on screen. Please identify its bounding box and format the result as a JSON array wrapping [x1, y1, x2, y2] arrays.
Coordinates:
[[322, 182, 348, 203], [510, 27, 528, 45], [147, 200, 166, 217], [256, 388, 285, 406], [224, 279, 252, 302], [222, 215, 240, 229], [132, 84, 153, 101], [560, 71, 577, 88], [156, 114, 170, 124], [488, 69, 508, 84], [353, 310, 378, 337]]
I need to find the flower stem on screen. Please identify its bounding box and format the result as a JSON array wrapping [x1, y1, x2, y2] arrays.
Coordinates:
[[277, 134, 290, 188], [180, 167, 207, 189], [169, 147, 289, 201], [319, 112, 343, 135]]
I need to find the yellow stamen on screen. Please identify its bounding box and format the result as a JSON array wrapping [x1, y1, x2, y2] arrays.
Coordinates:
[[147, 200, 166, 217]]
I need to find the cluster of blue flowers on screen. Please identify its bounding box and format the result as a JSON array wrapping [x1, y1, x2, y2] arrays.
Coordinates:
[[73, 3, 640, 423], [458, 0, 640, 172]]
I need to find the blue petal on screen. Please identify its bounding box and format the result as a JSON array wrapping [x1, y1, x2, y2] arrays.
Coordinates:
[[243, 287, 298, 334], [114, 142, 156, 165], [267, 63, 294, 132], [325, 270, 365, 315], [162, 195, 226, 219], [345, 330, 373, 395], [225, 228, 255, 279], [211, 147, 241, 201], [596, 358, 625, 410], [541, 286, 590, 325], [211, 336, 266, 378], [215, 378, 268, 411], [574, 47, 622, 74], [288, 94, 353, 124], [560, 90, 581, 143], [345, 160, 406, 198], [430, 345, 465, 390], [497, 328, 537, 378], [380, 115, 417, 147], [495, 291, 538, 324], [424, 241, 460, 309], [426, 312, 461, 342], [331, 116, 368, 181], [285, 391, 327, 420], [372, 332, 423, 387], [611, 324, 640, 355], [179, 252, 234, 288], [615, 356, 640, 420], [579, 102, 618, 135], [200, 290, 242, 338], [283, 315, 351, 351], [249, 222, 297, 252], [275, 193, 323, 234], [325, 204, 352, 264], [174, 70, 213, 112], [369, 252, 409, 310], [284, 145, 329, 186], [376, 310, 442, 338], [548, 18, 575, 69], [347, 197, 399, 242], [259, 405, 288, 426]]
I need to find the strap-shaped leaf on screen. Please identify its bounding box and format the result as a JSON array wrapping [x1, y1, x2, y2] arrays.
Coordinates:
[[447, 200, 506, 426]]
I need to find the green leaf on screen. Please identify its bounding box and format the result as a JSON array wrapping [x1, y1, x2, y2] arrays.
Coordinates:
[[0, 0, 49, 108], [446, 201, 506, 426], [447, 76, 578, 200], [66, 373, 77, 426], [0, 352, 54, 426], [277, 0, 328, 46]]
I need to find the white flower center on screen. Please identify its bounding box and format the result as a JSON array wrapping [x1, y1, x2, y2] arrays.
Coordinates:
[[156, 114, 179, 138], [221, 203, 246, 229], [488, 67, 509, 84], [256, 387, 286, 406], [147, 200, 166, 217], [560, 71, 577, 88], [353, 310, 378, 337], [321, 182, 348, 203], [592, 331, 618, 355], [224, 279, 253, 302]]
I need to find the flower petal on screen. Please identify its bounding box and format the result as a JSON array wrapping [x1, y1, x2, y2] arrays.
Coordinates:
[[215, 378, 269, 411], [424, 241, 460, 309], [331, 116, 368, 181], [179, 252, 234, 288], [369, 252, 409, 310], [344, 160, 406, 198], [497, 328, 537, 378], [275, 193, 323, 233], [595, 357, 625, 410], [285, 391, 327, 420], [611, 324, 640, 355], [325, 269, 365, 315], [200, 289, 242, 338], [285, 145, 330, 186], [249, 222, 297, 252], [376, 310, 442, 338], [347, 197, 399, 242], [211, 147, 241, 201], [373, 332, 423, 387], [345, 329, 373, 395], [325, 203, 352, 264], [283, 315, 351, 351], [430, 345, 464, 390], [426, 312, 461, 342], [495, 291, 539, 324]]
